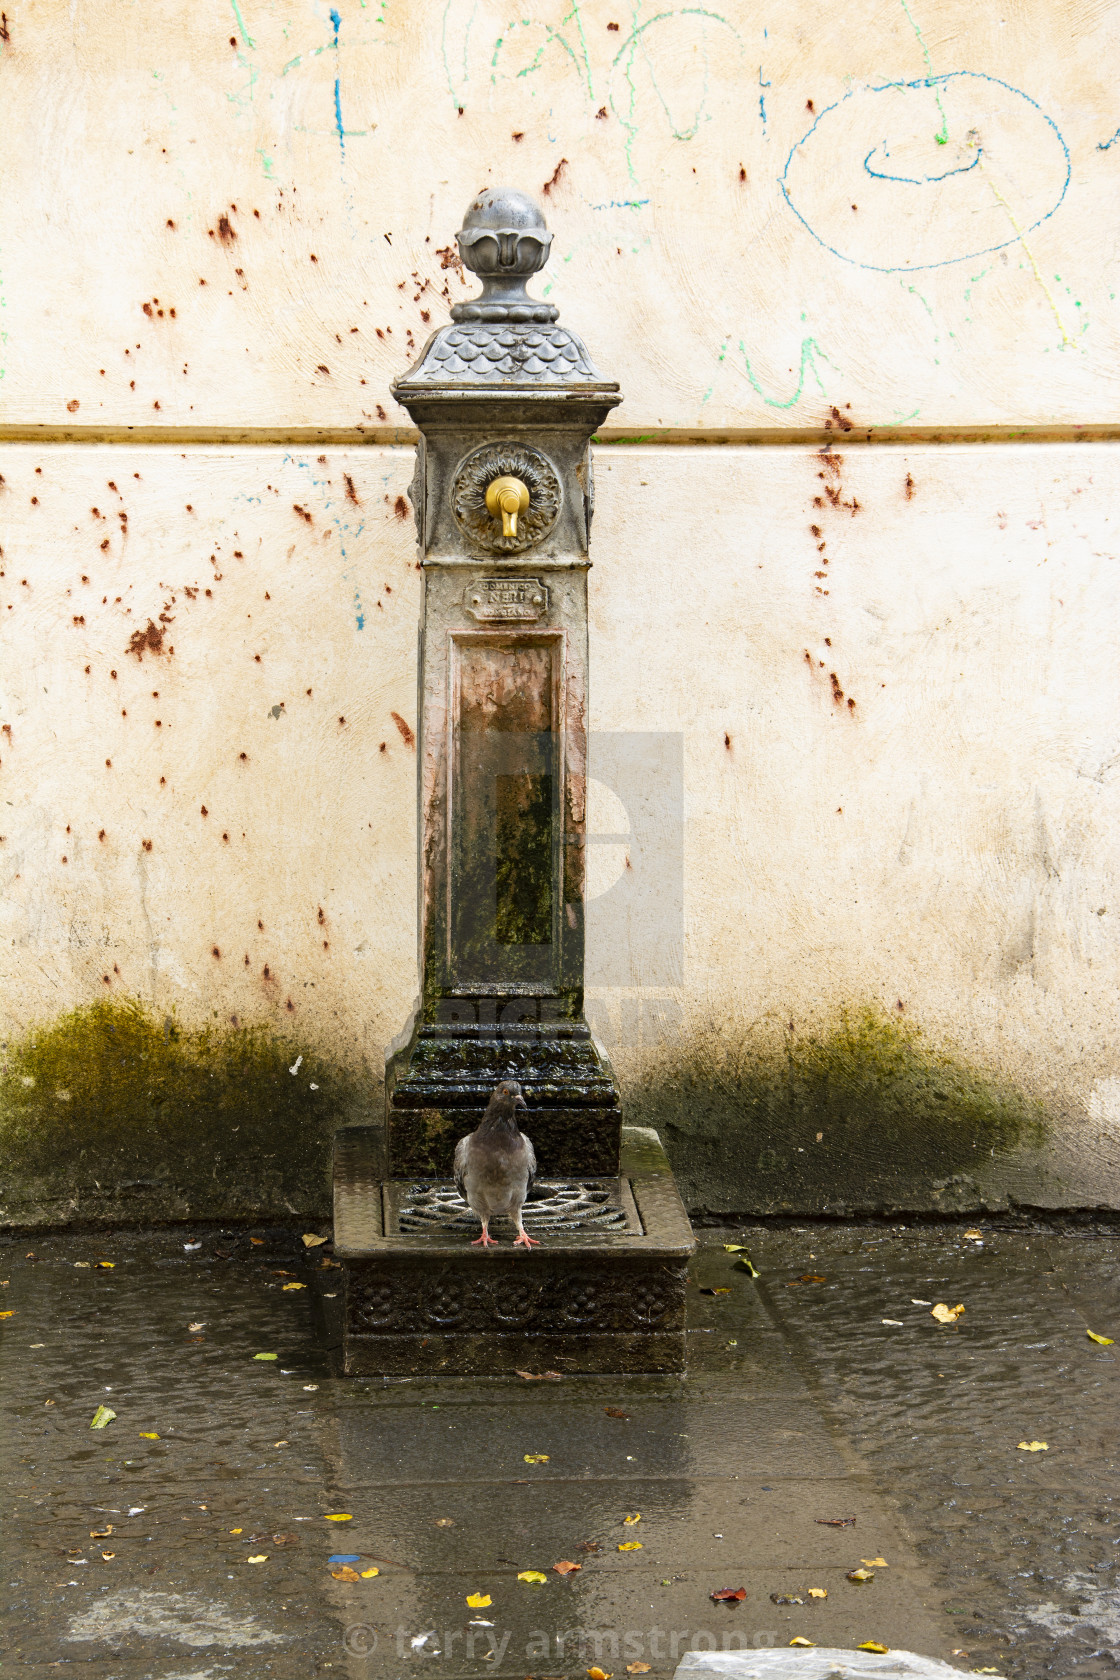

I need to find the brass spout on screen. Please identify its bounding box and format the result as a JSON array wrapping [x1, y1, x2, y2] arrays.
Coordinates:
[[485, 475, 530, 539]]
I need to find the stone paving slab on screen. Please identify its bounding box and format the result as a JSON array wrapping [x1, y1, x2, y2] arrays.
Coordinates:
[[238, 1478, 907, 1572], [335, 1395, 848, 1484]]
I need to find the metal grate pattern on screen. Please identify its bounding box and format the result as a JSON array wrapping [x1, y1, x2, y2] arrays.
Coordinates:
[[394, 1178, 636, 1237]]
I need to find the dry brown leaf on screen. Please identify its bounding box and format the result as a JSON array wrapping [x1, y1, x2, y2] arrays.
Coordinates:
[[815, 1516, 855, 1527], [605, 1407, 629, 1419], [553, 1560, 582, 1575], [710, 1587, 746, 1603]]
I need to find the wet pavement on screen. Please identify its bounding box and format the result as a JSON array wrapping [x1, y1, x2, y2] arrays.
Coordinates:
[[2, 1220, 1117, 1677]]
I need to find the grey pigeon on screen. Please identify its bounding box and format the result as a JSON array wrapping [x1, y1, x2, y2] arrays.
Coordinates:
[[453, 1080, 539, 1249]]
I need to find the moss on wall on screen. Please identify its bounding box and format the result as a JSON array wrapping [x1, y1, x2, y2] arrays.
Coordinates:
[[633, 1005, 1049, 1214], [0, 996, 1056, 1226], [0, 996, 370, 1227]]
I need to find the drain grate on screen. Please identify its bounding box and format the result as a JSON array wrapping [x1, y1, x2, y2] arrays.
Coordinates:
[[390, 1177, 641, 1237]]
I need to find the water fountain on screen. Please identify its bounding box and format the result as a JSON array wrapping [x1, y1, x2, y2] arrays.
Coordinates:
[[332, 188, 694, 1375]]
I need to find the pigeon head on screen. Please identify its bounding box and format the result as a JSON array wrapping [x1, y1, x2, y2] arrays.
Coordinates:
[[480, 1078, 529, 1133]]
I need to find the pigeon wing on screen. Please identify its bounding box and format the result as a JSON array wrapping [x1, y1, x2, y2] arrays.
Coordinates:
[[452, 1133, 471, 1201], [521, 1131, 537, 1190]]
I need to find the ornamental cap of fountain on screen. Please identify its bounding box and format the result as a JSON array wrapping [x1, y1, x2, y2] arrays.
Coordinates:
[[452, 187, 557, 324], [393, 187, 618, 391]]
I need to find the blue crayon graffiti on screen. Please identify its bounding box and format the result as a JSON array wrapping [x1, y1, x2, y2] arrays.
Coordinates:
[[863, 141, 981, 185], [330, 8, 345, 155], [780, 72, 1071, 274]]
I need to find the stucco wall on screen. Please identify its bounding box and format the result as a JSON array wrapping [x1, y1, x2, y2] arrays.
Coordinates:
[[2, 1, 1119, 1222]]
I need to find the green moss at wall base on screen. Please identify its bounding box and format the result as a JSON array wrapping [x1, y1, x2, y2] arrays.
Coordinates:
[[632, 1006, 1050, 1214], [0, 997, 1056, 1226], [0, 997, 370, 1225]]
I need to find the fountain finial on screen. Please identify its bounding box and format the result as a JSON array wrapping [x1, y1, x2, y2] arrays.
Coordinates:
[[452, 186, 558, 324]]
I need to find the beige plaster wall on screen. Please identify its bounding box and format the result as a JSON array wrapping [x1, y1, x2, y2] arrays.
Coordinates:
[[1, 0, 1117, 435], [2, 0, 1119, 1218]]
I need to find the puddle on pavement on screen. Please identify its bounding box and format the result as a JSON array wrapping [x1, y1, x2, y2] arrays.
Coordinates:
[[1, 1222, 1117, 1677]]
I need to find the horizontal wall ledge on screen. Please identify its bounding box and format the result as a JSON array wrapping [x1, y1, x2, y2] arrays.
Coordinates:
[[2, 425, 1120, 449]]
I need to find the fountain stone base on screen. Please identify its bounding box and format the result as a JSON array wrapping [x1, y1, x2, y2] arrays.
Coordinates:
[[333, 1124, 695, 1376]]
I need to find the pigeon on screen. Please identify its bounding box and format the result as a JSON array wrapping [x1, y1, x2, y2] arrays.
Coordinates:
[[453, 1080, 539, 1249]]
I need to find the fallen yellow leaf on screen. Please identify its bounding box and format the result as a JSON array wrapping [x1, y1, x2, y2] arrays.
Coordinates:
[[587, 1668, 612, 1679], [1017, 1441, 1048, 1452], [97, 1261, 115, 1268], [1088, 1330, 1115, 1346], [808, 1588, 828, 1599], [466, 1592, 492, 1608], [518, 1570, 548, 1583], [324, 1513, 353, 1521], [303, 1233, 330, 1247], [858, 1643, 890, 1654], [789, 1637, 816, 1647], [229, 1528, 243, 1534], [847, 1568, 875, 1582], [0, 1310, 15, 1319], [861, 1557, 888, 1567], [624, 1513, 641, 1524], [931, 1303, 965, 1324], [361, 1567, 379, 1578], [627, 1664, 652, 1674], [282, 1282, 306, 1291], [139, 1432, 159, 1439], [618, 1541, 643, 1551], [723, 1244, 746, 1252], [963, 1229, 983, 1239], [247, 1555, 269, 1564], [90, 1405, 116, 1430], [332, 1565, 361, 1581], [523, 1453, 550, 1463]]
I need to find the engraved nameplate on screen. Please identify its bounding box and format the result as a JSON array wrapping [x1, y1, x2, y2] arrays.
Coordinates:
[[465, 578, 548, 623]]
